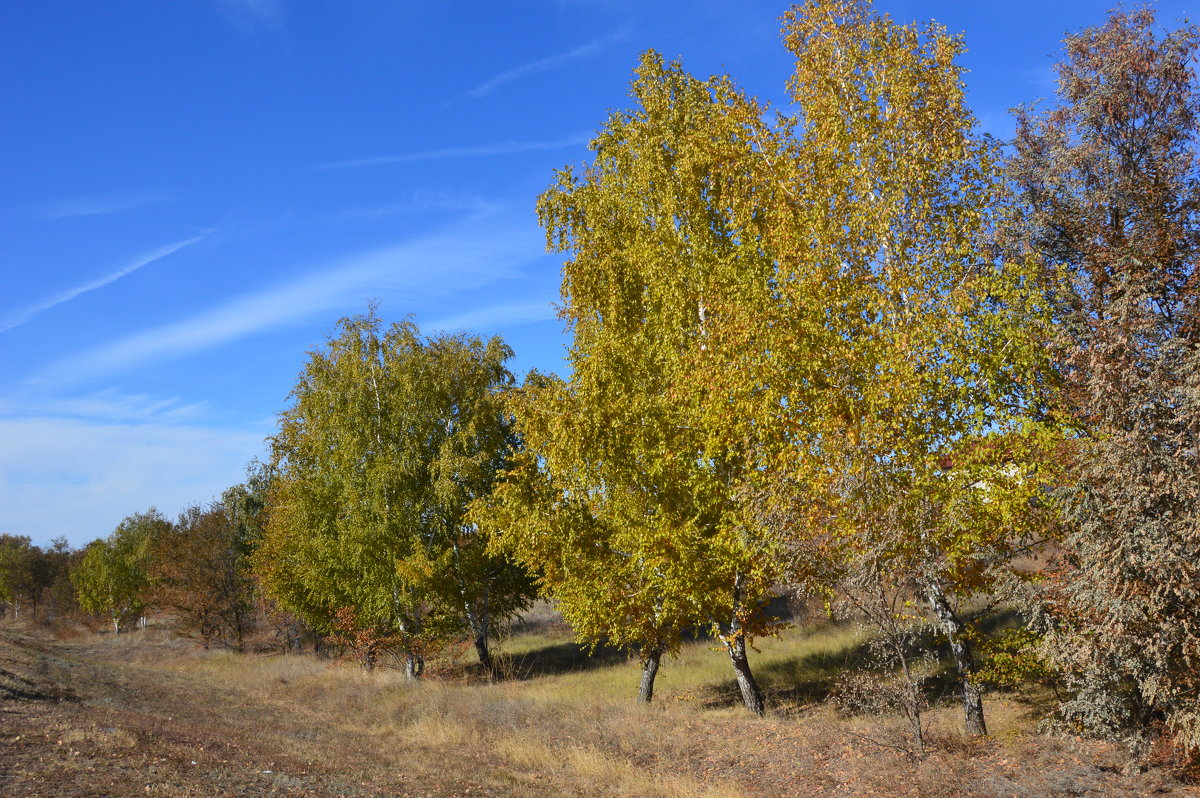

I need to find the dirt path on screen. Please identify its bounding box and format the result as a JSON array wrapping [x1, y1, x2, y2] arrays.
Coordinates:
[[0, 629, 547, 797]]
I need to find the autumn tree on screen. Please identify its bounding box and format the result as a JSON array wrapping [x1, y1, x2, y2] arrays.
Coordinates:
[[148, 499, 257, 651], [29, 537, 81, 623], [479, 372, 714, 704], [0, 535, 41, 620], [1006, 7, 1200, 759], [73, 510, 167, 635], [518, 52, 788, 713], [256, 311, 533, 677], [732, 0, 1058, 738]]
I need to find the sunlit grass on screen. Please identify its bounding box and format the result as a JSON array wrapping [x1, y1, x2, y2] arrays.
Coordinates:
[[11, 611, 1130, 798], [487, 618, 870, 711], [162, 637, 760, 795]]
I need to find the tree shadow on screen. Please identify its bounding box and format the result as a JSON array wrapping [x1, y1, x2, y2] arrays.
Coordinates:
[[496, 640, 630, 681], [695, 607, 1027, 712], [696, 623, 878, 711]]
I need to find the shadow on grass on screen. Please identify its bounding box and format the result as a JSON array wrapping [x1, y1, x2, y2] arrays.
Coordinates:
[[695, 622, 876, 711], [696, 607, 1027, 713], [496, 640, 629, 681]]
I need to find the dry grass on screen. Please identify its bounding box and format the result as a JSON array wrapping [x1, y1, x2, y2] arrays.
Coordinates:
[[1, 616, 1195, 797]]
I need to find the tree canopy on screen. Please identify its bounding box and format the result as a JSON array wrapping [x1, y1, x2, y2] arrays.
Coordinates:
[[72, 510, 166, 635], [1008, 6, 1200, 757], [256, 311, 533, 676]]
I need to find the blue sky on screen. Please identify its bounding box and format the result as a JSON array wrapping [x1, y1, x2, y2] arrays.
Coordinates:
[[2, 0, 1194, 547]]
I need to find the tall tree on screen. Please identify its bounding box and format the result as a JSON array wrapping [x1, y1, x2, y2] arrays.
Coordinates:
[[421, 332, 537, 677], [736, 0, 1057, 737], [1007, 7, 1200, 758], [255, 311, 533, 677], [73, 510, 166, 635], [39, 537, 82, 622], [527, 52, 787, 713]]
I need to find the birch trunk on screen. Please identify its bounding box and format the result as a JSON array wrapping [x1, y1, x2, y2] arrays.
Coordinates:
[[924, 579, 987, 736], [725, 634, 766, 716], [473, 629, 497, 680], [724, 573, 766, 716]]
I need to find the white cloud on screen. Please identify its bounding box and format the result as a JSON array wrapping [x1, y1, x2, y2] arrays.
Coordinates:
[[456, 31, 627, 102], [317, 134, 590, 170], [38, 189, 171, 220], [216, 0, 283, 30], [0, 415, 266, 547], [426, 300, 559, 332], [32, 212, 542, 385], [0, 235, 206, 333], [0, 388, 208, 425], [331, 192, 496, 221]]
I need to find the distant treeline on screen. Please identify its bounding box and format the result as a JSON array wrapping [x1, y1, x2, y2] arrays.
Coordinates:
[[0, 535, 81, 623], [9, 0, 1199, 770]]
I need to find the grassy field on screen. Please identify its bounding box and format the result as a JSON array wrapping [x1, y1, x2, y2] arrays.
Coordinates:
[[0, 613, 1193, 797]]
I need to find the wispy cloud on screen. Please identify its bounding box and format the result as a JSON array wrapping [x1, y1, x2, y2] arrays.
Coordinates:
[[0, 388, 208, 425], [317, 134, 590, 171], [33, 212, 542, 385], [0, 414, 265, 546], [427, 300, 558, 332], [216, 0, 283, 30], [0, 385, 249, 547], [331, 192, 497, 222], [38, 189, 171, 220], [0, 235, 206, 334], [452, 30, 628, 104]]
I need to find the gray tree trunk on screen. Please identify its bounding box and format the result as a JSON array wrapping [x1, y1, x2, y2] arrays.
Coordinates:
[[725, 634, 766, 716], [466, 601, 499, 681], [924, 579, 987, 736], [638, 646, 664, 704], [724, 573, 766, 716], [404, 653, 425, 680]]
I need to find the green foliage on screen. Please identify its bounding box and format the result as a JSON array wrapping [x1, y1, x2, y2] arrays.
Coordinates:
[[487, 52, 790, 710], [976, 628, 1057, 690], [221, 460, 272, 554], [73, 510, 167, 633], [256, 310, 533, 673], [480, 372, 703, 660]]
